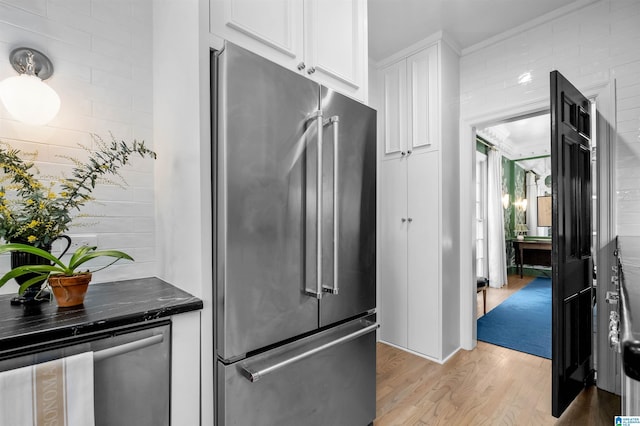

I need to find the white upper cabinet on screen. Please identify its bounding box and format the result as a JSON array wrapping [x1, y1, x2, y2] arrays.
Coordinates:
[[379, 45, 438, 158], [406, 47, 438, 152], [381, 60, 407, 156], [210, 1, 304, 68], [303, 0, 366, 99], [210, 0, 368, 102]]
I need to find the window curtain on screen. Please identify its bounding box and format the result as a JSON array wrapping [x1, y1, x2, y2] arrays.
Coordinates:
[[487, 149, 507, 288]]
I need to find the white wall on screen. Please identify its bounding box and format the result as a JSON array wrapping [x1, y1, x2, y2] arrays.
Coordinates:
[[440, 39, 461, 358], [153, 0, 212, 424], [458, 0, 640, 347], [0, 0, 155, 293]]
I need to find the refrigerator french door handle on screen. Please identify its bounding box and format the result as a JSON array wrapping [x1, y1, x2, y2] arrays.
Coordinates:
[[239, 320, 378, 383], [304, 109, 324, 299], [323, 116, 340, 295]]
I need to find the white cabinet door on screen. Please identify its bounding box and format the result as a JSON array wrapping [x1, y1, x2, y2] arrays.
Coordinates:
[[380, 45, 438, 158], [210, 0, 304, 70], [380, 60, 407, 158], [304, 0, 366, 100], [406, 46, 439, 152], [406, 151, 440, 358], [379, 157, 408, 348], [211, 0, 367, 101]]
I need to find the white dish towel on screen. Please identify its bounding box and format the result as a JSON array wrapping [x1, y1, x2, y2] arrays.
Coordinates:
[[0, 351, 95, 426]]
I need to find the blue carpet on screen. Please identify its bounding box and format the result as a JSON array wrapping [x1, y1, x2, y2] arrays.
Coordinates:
[[477, 277, 551, 359]]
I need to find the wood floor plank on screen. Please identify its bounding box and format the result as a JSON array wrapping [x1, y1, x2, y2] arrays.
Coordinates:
[[377, 274, 621, 425]]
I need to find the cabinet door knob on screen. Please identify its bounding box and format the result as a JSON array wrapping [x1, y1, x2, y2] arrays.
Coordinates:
[[307, 66, 316, 75], [401, 151, 406, 156], [407, 150, 412, 155], [401, 218, 407, 222], [407, 218, 413, 222], [297, 62, 306, 71]]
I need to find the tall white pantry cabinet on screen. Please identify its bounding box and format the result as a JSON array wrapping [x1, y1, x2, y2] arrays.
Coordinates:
[[376, 36, 460, 362]]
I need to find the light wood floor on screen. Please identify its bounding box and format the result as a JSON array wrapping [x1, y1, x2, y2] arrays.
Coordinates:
[[375, 274, 620, 425]]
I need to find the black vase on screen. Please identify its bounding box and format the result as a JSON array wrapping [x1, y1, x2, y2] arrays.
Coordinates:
[[9, 235, 71, 305]]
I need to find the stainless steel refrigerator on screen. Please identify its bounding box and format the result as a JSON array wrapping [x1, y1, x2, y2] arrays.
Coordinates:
[[212, 42, 377, 426]]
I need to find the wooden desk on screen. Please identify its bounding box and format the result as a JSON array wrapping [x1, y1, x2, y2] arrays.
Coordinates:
[[512, 239, 552, 278]]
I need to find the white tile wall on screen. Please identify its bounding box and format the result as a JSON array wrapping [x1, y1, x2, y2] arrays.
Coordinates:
[[0, 0, 154, 294], [460, 0, 640, 238]]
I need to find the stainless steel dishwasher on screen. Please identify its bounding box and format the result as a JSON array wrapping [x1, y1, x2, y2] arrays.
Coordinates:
[[0, 320, 171, 426]]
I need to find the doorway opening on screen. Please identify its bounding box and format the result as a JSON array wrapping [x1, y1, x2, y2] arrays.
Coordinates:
[[474, 112, 553, 359]]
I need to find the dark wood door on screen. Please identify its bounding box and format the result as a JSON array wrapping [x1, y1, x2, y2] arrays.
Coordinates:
[[550, 70, 594, 417]]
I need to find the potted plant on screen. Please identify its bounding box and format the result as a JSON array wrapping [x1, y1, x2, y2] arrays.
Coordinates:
[[0, 133, 155, 303], [0, 243, 134, 307]]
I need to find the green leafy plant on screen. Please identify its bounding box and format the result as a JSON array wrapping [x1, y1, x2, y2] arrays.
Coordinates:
[[0, 133, 156, 248], [0, 243, 133, 295]]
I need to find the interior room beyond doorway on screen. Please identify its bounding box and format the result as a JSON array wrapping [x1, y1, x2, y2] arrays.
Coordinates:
[[475, 112, 552, 289]]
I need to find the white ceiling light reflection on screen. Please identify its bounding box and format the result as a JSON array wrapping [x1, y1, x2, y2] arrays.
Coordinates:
[[518, 71, 532, 85]]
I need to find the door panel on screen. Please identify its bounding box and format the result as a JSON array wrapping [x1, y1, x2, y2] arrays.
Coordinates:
[[319, 87, 376, 326], [305, 0, 362, 88], [551, 70, 594, 417], [407, 151, 440, 358], [210, 0, 303, 69], [381, 60, 407, 156], [378, 157, 408, 347], [406, 46, 438, 151], [215, 43, 319, 361]]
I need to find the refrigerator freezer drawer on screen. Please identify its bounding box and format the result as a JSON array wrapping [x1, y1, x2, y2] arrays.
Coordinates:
[[217, 316, 377, 426]]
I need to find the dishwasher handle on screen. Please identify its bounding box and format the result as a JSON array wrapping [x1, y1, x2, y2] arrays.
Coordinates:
[[94, 334, 164, 362]]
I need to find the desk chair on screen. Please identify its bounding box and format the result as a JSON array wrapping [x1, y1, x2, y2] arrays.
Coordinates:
[[477, 277, 489, 315]]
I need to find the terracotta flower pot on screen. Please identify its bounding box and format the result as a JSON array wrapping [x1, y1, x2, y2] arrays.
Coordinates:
[[9, 235, 71, 306], [48, 273, 92, 307]]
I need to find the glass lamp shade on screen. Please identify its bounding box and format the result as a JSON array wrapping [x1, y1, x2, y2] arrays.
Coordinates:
[[0, 74, 60, 125], [502, 194, 510, 209]]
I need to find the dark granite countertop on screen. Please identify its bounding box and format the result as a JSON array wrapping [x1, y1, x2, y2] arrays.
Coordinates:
[[618, 237, 640, 381], [0, 277, 202, 358]]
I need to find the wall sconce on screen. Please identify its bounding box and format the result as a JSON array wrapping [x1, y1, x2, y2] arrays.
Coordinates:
[[0, 47, 60, 125], [514, 198, 528, 212], [502, 194, 510, 210]]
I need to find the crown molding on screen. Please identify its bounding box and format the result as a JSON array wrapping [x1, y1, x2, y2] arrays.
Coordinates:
[[373, 31, 443, 69], [461, 0, 599, 56]]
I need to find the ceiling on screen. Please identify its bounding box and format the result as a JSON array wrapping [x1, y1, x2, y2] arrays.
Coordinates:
[[479, 114, 552, 179], [367, 0, 595, 61], [478, 113, 550, 160]]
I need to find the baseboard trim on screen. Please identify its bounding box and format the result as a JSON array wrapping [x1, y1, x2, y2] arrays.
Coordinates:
[[377, 340, 462, 365]]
